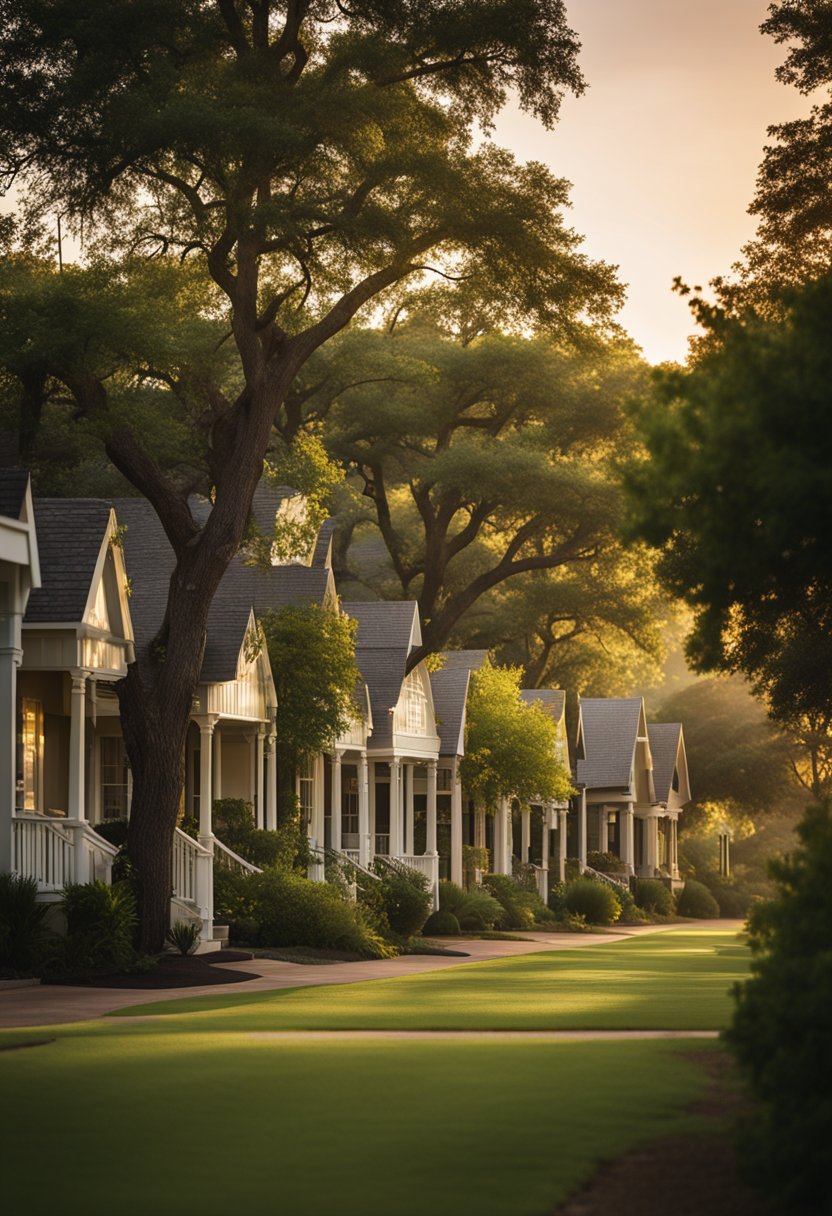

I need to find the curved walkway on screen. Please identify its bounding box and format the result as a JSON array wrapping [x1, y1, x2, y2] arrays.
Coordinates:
[[0, 920, 744, 1028]]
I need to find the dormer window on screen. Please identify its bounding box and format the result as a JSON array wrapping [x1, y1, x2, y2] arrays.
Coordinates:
[[403, 671, 427, 733], [672, 767, 680, 793]]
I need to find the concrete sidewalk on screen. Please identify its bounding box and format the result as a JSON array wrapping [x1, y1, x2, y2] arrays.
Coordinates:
[[0, 920, 744, 1029]]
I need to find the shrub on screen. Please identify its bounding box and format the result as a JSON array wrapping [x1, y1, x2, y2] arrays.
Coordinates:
[[374, 861, 432, 938], [0, 872, 53, 974], [423, 909, 461, 936], [93, 820, 128, 847], [462, 845, 490, 886], [482, 873, 550, 929], [236, 869, 391, 957], [167, 920, 200, 955], [563, 877, 621, 925], [209, 798, 308, 871], [634, 878, 675, 916], [438, 880, 503, 930], [586, 850, 625, 874], [616, 884, 649, 924], [725, 802, 832, 1212], [547, 880, 567, 917], [60, 880, 137, 971], [677, 879, 720, 919]]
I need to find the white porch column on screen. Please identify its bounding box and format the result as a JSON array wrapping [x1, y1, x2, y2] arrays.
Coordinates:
[[212, 724, 222, 802], [331, 750, 342, 852], [451, 761, 463, 887], [198, 720, 215, 841], [577, 787, 587, 871], [389, 759, 402, 857], [255, 729, 265, 829], [68, 671, 88, 823], [520, 809, 530, 863], [558, 808, 568, 883], [405, 763, 415, 855], [671, 815, 680, 876], [598, 807, 609, 854], [494, 797, 511, 875], [620, 802, 635, 875], [540, 804, 551, 902], [0, 640, 21, 872], [643, 812, 660, 876], [426, 759, 438, 856], [264, 732, 277, 831], [359, 754, 372, 866]]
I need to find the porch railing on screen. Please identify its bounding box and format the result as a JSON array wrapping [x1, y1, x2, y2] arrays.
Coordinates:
[[583, 864, 629, 891], [172, 828, 211, 905], [213, 837, 262, 877], [12, 816, 73, 892], [374, 833, 390, 856]]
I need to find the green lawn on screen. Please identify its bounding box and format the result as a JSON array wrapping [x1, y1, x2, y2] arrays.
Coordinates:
[[113, 929, 749, 1031], [1, 1032, 715, 1216]]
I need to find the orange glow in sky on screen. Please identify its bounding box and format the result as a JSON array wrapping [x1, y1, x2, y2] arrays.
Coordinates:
[[493, 0, 814, 364]]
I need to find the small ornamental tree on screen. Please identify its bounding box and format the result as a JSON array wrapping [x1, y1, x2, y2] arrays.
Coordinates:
[[459, 661, 573, 811], [261, 603, 359, 823]]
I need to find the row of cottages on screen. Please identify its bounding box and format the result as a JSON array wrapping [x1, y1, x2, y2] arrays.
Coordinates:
[[2, 470, 691, 950]]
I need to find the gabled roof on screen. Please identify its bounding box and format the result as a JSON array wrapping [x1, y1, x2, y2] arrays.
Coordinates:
[[25, 499, 113, 623], [112, 498, 332, 684], [520, 688, 566, 722], [311, 518, 336, 569], [430, 666, 471, 757], [0, 469, 29, 521], [187, 481, 299, 534], [440, 649, 489, 671], [576, 697, 644, 790], [341, 600, 420, 651], [648, 723, 688, 804]]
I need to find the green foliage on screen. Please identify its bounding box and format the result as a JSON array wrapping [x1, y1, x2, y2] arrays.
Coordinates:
[[678, 801, 796, 916], [481, 873, 551, 930], [615, 884, 649, 925], [219, 869, 392, 958], [563, 877, 621, 926], [372, 861, 432, 939], [677, 880, 720, 920], [59, 881, 137, 972], [726, 802, 832, 1212], [210, 798, 304, 872], [0, 872, 53, 975], [461, 845, 491, 885], [460, 661, 573, 810], [437, 880, 503, 930], [634, 879, 675, 917], [586, 850, 624, 875], [423, 909, 461, 936], [166, 921, 200, 956]]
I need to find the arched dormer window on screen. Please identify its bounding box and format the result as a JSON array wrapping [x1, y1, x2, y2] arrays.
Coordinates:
[[402, 671, 427, 734]]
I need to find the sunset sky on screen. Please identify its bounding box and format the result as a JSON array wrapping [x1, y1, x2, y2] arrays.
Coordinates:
[[494, 0, 814, 363]]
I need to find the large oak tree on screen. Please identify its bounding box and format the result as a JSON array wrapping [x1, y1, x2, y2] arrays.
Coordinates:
[[0, 0, 620, 948]]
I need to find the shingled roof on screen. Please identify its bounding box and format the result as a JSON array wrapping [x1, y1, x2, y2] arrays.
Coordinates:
[[341, 601, 418, 651], [648, 723, 684, 804], [0, 470, 29, 521], [341, 601, 422, 748], [520, 688, 566, 722], [576, 697, 643, 791], [440, 649, 489, 671], [25, 499, 112, 623], [112, 498, 331, 683]]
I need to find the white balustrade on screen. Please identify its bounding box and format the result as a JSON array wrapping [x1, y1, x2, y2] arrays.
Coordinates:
[[399, 852, 440, 908], [213, 837, 262, 876], [12, 816, 73, 891]]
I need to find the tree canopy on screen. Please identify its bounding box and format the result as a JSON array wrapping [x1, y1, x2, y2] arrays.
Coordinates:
[[459, 662, 573, 811]]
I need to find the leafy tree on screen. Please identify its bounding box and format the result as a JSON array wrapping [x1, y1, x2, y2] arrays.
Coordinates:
[[626, 277, 832, 797], [0, 0, 618, 947], [319, 316, 645, 669], [459, 661, 573, 811], [725, 801, 832, 1212], [261, 603, 359, 823]]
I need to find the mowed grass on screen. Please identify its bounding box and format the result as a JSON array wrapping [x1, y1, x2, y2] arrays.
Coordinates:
[[112, 930, 749, 1031], [0, 1031, 715, 1216]]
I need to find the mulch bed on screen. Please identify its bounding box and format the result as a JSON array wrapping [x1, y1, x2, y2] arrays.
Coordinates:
[[552, 1050, 772, 1216], [44, 950, 259, 990]]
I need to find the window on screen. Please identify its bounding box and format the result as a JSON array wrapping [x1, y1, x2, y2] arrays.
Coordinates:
[[298, 756, 315, 823], [100, 736, 130, 820], [16, 699, 43, 812], [437, 767, 452, 792], [403, 672, 427, 733]]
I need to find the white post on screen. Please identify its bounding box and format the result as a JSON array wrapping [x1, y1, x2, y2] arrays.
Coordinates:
[[197, 718, 216, 944], [426, 759, 438, 856], [331, 750, 342, 852], [359, 754, 371, 866], [521, 809, 530, 864], [255, 729, 265, 829], [389, 758, 402, 857], [68, 671, 88, 823], [495, 797, 510, 874], [644, 813, 659, 875], [620, 802, 635, 875], [558, 808, 567, 883], [212, 724, 222, 802], [578, 787, 587, 871], [540, 804, 551, 903], [0, 641, 21, 872], [265, 732, 277, 830], [451, 761, 463, 886], [598, 807, 609, 854], [405, 762, 415, 855]]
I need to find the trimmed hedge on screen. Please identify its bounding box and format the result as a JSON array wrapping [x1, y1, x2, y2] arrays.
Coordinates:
[[374, 862, 432, 938], [677, 879, 720, 919], [423, 909, 461, 936], [563, 877, 621, 926], [482, 873, 552, 929], [634, 879, 675, 916], [437, 880, 503, 930]]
